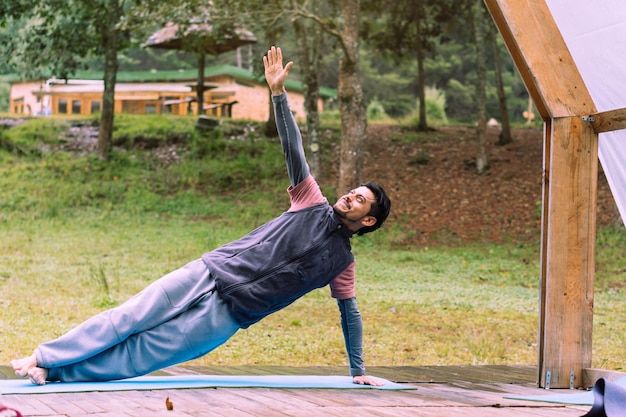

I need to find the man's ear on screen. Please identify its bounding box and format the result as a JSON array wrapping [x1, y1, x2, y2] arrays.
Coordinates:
[[360, 216, 377, 228]]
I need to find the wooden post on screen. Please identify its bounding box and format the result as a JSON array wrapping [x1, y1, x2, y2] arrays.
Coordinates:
[[538, 116, 597, 388]]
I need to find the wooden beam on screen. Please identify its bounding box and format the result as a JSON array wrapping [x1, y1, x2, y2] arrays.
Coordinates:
[[538, 116, 597, 389], [537, 120, 551, 387], [590, 108, 626, 134], [484, 0, 597, 120], [583, 368, 626, 389]]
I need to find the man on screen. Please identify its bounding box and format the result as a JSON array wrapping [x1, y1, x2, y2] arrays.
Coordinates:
[[11, 46, 391, 387]]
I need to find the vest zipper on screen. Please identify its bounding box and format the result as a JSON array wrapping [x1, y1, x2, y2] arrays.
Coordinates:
[[219, 234, 332, 297]]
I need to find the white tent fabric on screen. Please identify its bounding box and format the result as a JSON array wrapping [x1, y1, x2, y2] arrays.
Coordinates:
[[546, 0, 626, 224], [598, 132, 626, 224]]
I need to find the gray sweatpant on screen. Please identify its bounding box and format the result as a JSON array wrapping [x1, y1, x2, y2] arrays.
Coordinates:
[[36, 259, 240, 382]]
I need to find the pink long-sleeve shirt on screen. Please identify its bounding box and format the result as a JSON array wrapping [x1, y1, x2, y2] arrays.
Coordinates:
[[288, 175, 356, 300]]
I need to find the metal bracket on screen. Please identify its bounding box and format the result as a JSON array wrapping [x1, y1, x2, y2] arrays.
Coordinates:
[[545, 371, 551, 390], [570, 371, 575, 389], [582, 116, 595, 122]]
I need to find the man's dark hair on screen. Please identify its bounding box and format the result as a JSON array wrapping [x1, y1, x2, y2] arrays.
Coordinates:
[[357, 182, 391, 236]]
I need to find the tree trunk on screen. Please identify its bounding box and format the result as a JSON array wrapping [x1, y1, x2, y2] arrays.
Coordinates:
[[416, 15, 428, 132], [293, 18, 322, 179], [473, 0, 488, 174], [197, 52, 205, 116], [338, 0, 366, 195], [264, 29, 279, 137], [97, 0, 121, 161], [491, 28, 512, 145]]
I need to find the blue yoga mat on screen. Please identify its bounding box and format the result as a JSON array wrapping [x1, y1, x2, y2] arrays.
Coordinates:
[[0, 374, 413, 395], [506, 376, 626, 405]]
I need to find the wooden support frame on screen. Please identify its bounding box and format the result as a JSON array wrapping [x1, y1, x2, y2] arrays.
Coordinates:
[[484, 0, 600, 388], [590, 108, 626, 134], [539, 117, 597, 388]]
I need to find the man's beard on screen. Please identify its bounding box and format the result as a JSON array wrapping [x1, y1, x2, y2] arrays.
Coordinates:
[[333, 205, 360, 227]]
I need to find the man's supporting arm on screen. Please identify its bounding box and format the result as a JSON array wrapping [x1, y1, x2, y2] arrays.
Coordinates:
[[337, 297, 365, 376], [337, 297, 384, 386]]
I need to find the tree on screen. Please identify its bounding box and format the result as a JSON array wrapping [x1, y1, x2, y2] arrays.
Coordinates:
[[293, 15, 325, 179], [216, 0, 368, 194], [281, 0, 366, 193], [263, 27, 282, 138], [488, 25, 512, 145], [472, 0, 488, 174], [98, 0, 123, 160], [335, 0, 366, 193], [0, 0, 131, 161], [364, 0, 456, 131]]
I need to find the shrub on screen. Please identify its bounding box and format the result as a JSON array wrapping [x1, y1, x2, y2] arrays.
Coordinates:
[[1, 118, 69, 155], [112, 114, 196, 148], [367, 98, 391, 122], [406, 86, 449, 127]]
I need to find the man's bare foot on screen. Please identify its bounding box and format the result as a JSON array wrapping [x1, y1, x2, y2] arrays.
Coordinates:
[[10, 355, 37, 378], [11, 355, 48, 385], [27, 367, 48, 385]]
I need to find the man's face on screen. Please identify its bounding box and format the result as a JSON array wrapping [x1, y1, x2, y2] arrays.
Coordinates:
[[333, 186, 377, 231]]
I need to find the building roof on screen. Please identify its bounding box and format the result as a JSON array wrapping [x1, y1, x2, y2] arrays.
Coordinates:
[[72, 65, 337, 98]]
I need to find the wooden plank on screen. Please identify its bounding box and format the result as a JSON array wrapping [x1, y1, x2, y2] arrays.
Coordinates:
[[590, 108, 626, 133], [0, 394, 58, 416], [166, 364, 537, 384], [59, 392, 108, 414], [484, 0, 597, 119], [32, 393, 94, 415], [179, 390, 261, 417], [539, 116, 597, 388], [0, 366, 595, 416], [162, 389, 233, 417], [537, 120, 552, 388], [0, 385, 591, 417], [583, 368, 626, 388]]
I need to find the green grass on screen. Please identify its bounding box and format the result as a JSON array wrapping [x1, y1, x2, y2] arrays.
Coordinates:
[[0, 117, 624, 373]]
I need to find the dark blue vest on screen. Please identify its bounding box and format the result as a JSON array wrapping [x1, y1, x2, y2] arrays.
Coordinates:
[[202, 203, 354, 328]]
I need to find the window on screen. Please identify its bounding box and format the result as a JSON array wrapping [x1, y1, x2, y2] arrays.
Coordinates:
[[72, 100, 81, 114], [91, 101, 101, 114], [145, 104, 157, 114], [58, 99, 68, 114]]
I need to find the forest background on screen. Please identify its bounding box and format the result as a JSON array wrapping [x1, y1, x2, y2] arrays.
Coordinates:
[[0, 0, 533, 133]]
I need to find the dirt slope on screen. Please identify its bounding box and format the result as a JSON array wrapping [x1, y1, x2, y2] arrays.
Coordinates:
[[329, 125, 619, 246]]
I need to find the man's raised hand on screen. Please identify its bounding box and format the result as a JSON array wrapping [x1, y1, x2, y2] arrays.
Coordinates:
[[263, 46, 293, 96]]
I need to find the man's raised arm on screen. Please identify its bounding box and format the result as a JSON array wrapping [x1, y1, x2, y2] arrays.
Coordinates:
[[264, 46, 310, 187]]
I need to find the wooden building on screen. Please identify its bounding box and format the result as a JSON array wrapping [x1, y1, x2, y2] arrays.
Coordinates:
[[8, 65, 336, 121]]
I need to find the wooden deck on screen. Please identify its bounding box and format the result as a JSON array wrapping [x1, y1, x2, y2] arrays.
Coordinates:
[[0, 365, 592, 416]]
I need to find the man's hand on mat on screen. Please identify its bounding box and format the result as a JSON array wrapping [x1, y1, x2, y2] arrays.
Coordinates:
[[353, 375, 384, 386]]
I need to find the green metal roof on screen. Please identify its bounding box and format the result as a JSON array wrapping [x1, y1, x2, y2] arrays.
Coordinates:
[[73, 65, 336, 98]]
